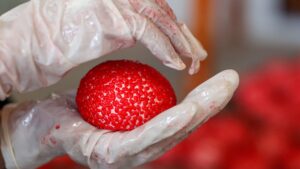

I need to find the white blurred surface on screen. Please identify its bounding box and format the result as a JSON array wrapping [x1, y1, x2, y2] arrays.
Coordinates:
[[245, 0, 300, 48], [167, 0, 193, 26], [213, 0, 300, 74]]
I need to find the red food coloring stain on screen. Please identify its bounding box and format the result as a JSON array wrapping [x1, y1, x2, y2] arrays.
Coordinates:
[[76, 60, 176, 131], [209, 103, 216, 110], [49, 137, 57, 145], [55, 125, 60, 130]]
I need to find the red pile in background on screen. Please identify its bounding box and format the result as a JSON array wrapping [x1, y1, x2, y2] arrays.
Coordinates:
[[147, 59, 300, 169], [39, 58, 300, 169], [38, 156, 87, 169]]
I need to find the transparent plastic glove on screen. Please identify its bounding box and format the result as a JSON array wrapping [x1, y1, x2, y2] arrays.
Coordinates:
[[0, 70, 239, 169], [0, 0, 207, 100]]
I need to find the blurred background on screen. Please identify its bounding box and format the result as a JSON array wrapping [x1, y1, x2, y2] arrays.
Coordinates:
[[1, 0, 300, 168]]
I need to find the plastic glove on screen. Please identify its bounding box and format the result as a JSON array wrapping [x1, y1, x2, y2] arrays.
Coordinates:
[[0, 0, 207, 100], [0, 70, 239, 169]]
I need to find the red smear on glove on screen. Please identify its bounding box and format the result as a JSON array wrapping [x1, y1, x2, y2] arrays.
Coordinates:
[[76, 60, 176, 131]]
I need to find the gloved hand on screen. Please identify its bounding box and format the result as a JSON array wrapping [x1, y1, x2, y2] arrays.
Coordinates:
[[1, 70, 239, 169], [0, 0, 207, 100]]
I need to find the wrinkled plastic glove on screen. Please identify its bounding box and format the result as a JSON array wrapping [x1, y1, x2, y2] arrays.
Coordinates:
[[0, 0, 207, 100], [0, 70, 239, 169]]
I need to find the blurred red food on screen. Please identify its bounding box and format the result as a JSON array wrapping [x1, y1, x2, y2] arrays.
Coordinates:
[[226, 149, 271, 169], [147, 58, 300, 169], [150, 116, 252, 169], [38, 156, 87, 169], [185, 138, 224, 169], [284, 149, 300, 169], [256, 128, 291, 162], [236, 59, 300, 133]]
